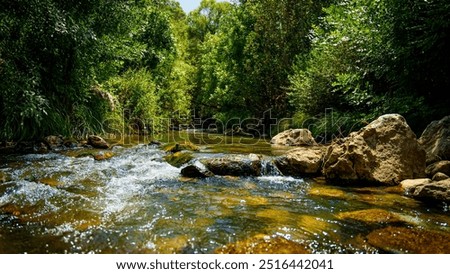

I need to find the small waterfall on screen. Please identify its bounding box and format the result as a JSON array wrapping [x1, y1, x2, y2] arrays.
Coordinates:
[[260, 159, 282, 176]]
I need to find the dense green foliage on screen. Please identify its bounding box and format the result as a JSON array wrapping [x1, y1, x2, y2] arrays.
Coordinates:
[[190, 0, 332, 131], [1, 0, 448, 141], [289, 0, 450, 138], [0, 0, 192, 140]]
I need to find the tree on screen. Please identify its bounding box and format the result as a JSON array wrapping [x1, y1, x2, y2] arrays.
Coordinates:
[[192, 0, 332, 132], [288, 0, 449, 137], [0, 0, 193, 140], [0, 0, 139, 139]]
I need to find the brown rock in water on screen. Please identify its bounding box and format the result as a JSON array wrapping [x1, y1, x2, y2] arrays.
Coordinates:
[[337, 209, 407, 225], [400, 178, 431, 193], [181, 162, 214, 178], [201, 154, 262, 177], [93, 151, 114, 161], [271, 129, 317, 146], [275, 146, 325, 175], [215, 234, 310, 254], [409, 179, 450, 202], [322, 114, 426, 185], [418, 115, 450, 165], [88, 135, 109, 149], [367, 226, 450, 254]]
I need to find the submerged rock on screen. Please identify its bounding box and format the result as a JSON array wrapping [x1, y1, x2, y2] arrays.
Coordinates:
[[88, 135, 109, 149], [271, 129, 317, 146], [256, 208, 293, 223], [201, 154, 262, 177], [151, 235, 189, 254], [275, 146, 325, 176], [337, 209, 407, 225], [322, 114, 426, 185], [297, 215, 332, 236], [215, 234, 310, 254], [308, 185, 348, 199], [418, 115, 450, 165], [366, 226, 450, 254], [38, 177, 63, 187]]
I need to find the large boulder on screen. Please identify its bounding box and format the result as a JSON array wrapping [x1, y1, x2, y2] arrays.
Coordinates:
[[201, 154, 262, 177], [322, 114, 426, 185], [271, 129, 317, 146], [274, 146, 325, 175], [418, 115, 450, 165]]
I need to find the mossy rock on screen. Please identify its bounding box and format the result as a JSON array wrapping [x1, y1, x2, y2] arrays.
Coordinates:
[[164, 152, 194, 168], [162, 142, 200, 153], [337, 209, 407, 225], [367, 226, 450, 254], [215, 234, 310, 254]]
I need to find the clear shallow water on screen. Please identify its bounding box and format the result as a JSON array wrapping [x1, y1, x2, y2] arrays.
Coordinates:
[[0, 134, 449, 254]]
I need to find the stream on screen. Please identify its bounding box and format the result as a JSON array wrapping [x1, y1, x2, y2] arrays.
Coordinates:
[[1, 132, 449, 254]]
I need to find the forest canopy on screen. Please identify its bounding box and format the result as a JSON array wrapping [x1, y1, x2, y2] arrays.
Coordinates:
[[1, 0, 449, 141]]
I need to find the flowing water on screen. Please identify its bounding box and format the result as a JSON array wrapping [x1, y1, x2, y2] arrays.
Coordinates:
[[0, 133, 449, 254]]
